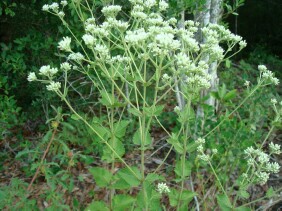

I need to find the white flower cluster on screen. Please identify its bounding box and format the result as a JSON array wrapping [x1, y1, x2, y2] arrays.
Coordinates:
[[101, 5, 122, 18], [58, 37, 72, 52], [175, 53, 211, 89], [258, 65, 280, 85], [42, 1, 67, 14], [39, 65, 58, 77], [42, 3, 59, 13], [156, 183, 170, 194], [200, 24, 246, 62], [108, 55, 130, 64], [269, 142, 281, 154], [196, 138, 217, 162], [46, 81, 61, 92], [125, 28, 149, 45], [148, 33, 180, 55], [82, 34, 96, 48], [68, 52, 84, 62], [94, 44, 110, 60], [27, 64, 62, 92], [60, 62, 72, 71], [27, 72, 37, 82], [244, 145, 281, 185], [162, 73, 171, 82]]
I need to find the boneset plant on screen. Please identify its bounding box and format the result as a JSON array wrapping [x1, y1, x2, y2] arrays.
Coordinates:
[[28, 0, 281, 210]]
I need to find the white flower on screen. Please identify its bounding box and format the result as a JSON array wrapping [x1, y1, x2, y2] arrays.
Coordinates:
[[257, 152, 269, 164], [50, 68, 59, 76], [39, 65, 51, 76], [159, 0, 168, 11], [101, 5, 121, 17], [256, 172, 269, 185], [131, 11, 147, 19], [197, 145, 204, 152], [155, 33, 180, 50], [46, 81, 61, 92], [266, 162, 280, 174], [269, 142, 281, 154], [198, 154, 210, 162], [239, 40, 247, 49], [94, 44, 109, 58], [271, 98, 277, 105], [157, 183, 170, 194], [68, 52, 84, 62], [173, 106, 180, 113], [58, 11, 65, 18], [244, 80, 250, 87], [258, 65, 267, 72], [212, 149, 218, 154], [49, 3, 59, 12], [196, 138, 205, 145], [58, 37, 72, 52], [82, 34, 96, 47], [60, 0, 68, 6], [144, 0, 156, 8], [162, 73, 170, 81], [42, 4, 49, 11], [125, 28, 149, 44], [27, 72, 37, 82], [60, 62, 72, 71]]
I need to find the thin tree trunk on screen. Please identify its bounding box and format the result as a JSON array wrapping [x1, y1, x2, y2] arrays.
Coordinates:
[[206, 0, 222, 109], [195, 0, 212, 118]]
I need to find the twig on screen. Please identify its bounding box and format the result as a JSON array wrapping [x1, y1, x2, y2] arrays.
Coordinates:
[[27, 127, 58, 191]]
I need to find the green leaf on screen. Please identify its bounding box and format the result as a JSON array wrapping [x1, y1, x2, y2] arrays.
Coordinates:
[[218, 84, 227, 99], [111, 175, 131, 189], [145, 173, 165, 183], [70, 114, 80, 121], [216, 194, 233, 210], [128, 107, 142, 117], [225, 59, 231, 68], [91, 124, 110, 142], [167, 133, 184, 154], [210, 91, 220, 100], [186, 142, 198, 153], [102, 138, 125, 162], [143, 105, 164, 117], [112, 194, 135, 211], [238, 189, 250, 199], [113, 120, 130, 138], [89, 167, 112, 187], [136, 181, 161, 210], [133, 130, 152, 146], [174, 158, 192, 178], [266, 187, 275, 198], [85, 201, 109, 211], [223, 89, 237, 101], [100, 90, 115, 107], [169, 188, 196, 207], [235, 206, 251, 211], [116, 166, 141, 187]]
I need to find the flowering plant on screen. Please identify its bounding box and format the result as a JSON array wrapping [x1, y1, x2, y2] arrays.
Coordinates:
[[28, 0, 281, 209]]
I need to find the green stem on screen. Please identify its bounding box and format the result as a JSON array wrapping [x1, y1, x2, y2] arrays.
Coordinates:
[[203, 81, 263, 139], [59, 94, 139, 179]]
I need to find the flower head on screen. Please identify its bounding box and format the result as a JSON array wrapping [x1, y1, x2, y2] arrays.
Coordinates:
[[58, 37, 72, 52], [46, 81, 61, 92], [157, 183, 170, 194], [27, 72, 37, 82]]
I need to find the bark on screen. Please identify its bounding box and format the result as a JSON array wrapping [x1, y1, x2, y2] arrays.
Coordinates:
[[207, 0, 222, 108], [195, 0, 212, 118]]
